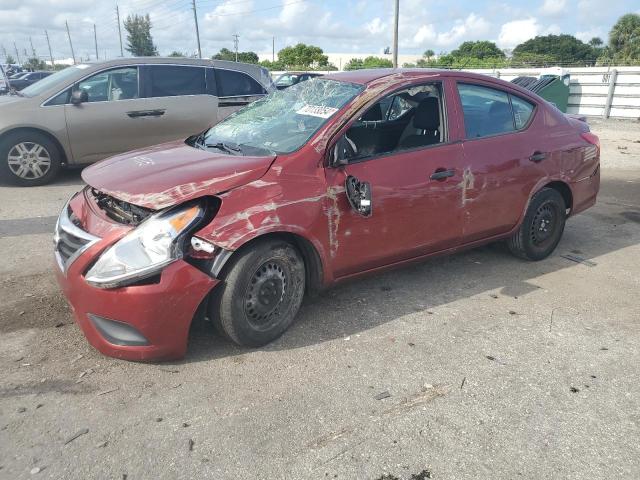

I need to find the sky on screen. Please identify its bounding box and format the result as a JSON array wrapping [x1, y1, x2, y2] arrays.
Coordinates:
[[1, 0, 639, 62]]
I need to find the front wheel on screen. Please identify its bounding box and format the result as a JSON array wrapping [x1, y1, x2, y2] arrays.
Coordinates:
[[0, 131, 62, 186], [507, 188, 566, 261], [210, 239, 306, 347]]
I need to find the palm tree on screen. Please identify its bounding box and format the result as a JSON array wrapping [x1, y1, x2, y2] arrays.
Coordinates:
[[609, 13, 640, 60]]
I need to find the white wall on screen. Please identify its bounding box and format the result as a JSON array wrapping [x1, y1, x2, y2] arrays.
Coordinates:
[[465, 66, 640, 120]]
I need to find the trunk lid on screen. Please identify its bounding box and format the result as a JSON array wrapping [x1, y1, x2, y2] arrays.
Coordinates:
[[82, 141, 276, 210]]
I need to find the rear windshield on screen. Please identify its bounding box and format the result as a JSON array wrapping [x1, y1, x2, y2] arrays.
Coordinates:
[[20, 65, 88, 97], [203, 79, 363, 154]]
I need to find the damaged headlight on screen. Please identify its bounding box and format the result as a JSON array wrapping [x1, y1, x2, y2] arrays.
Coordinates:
[[85, 203, 203, 289]]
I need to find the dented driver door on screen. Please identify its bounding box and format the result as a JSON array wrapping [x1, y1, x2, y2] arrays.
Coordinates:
[[324, 143, 467, 279]]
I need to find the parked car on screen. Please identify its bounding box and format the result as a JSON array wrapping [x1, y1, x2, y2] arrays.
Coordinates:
[[0, 57, 274, 186], [7, 70, 53, 91], [274, 71, 323, 89], [54, 69, 600, 361]]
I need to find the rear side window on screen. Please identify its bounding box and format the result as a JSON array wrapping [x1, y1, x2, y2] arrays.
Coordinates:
[[511, 95, 535, 129], [148, 65, 205, 97], [215, 69, 265, 97], [457, 83, 515, 139]]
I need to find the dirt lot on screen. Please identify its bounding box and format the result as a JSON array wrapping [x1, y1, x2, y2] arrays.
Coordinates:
[[0, 118, 639, 479]]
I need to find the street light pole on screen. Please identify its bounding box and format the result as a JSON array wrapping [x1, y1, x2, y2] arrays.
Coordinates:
[[94, 24, 99, 60], [192, 0, 202, 59], [45, 30, 55, 68], [392, 0, 399, 68], [116, 5, 124, 56], [65, 20, 76, 64]]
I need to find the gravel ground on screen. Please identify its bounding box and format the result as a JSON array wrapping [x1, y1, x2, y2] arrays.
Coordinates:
[[0, 118, 638, 480]]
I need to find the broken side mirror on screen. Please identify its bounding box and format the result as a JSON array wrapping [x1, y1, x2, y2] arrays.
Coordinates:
[[345, 175, 372, 217]]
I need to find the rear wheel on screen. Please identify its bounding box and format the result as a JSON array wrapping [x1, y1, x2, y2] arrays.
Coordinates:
[[507, 188, 566, 261], [0, 131, 62, 186], [210, 239, 306, 347]]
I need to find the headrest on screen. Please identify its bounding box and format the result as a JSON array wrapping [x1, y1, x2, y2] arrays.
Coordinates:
[[489, 101, 512, 121], [362, 103, 383, 121], [413, 97, 440, 130]]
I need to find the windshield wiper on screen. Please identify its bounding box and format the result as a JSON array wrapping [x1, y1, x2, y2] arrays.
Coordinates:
[[204, 142, 242, 155]]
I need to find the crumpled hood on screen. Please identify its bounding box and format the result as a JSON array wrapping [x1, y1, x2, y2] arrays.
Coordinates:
[[82, 141, 276, 210]]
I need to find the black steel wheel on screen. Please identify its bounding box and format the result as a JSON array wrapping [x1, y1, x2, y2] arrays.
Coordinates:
[[210, 239, 305, 347], [507, 187, 566, 261]]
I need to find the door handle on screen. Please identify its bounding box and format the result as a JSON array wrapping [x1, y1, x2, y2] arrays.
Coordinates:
[[430, 169, 455, 181], [529, 151, 547, 163], [126, 109, 165, 118]]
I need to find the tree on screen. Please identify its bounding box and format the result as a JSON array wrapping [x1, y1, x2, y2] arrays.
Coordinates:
[[512, 34, 597, 65], [124, 14, 158, 57], [423, 49, 435, 59], [212, 48, 259, 64], [451, 41, 505, 59], [5, 54, 15, 65], [609, 13, 640, 60], [277, 43, 329, 69], [24, 57, 47, 70], [588, 37, 603, 47], [168, 51, 186, 57], [344, 56, 393, 70]]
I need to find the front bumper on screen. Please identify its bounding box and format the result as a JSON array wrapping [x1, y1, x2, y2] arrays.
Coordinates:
[[54, 194, 218, 361]]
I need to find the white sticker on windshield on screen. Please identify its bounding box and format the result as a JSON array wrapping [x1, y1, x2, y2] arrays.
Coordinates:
[[296, 105, 338, 119], [76, 64, 91, 69]]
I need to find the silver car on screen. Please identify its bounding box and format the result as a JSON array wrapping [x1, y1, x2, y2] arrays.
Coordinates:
[[0, 57, 274, 186]]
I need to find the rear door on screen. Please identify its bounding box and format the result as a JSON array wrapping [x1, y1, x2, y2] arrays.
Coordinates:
[[137, 64, 218, 145], [214, 68, 267, 120], [454, 81, 545, 243]]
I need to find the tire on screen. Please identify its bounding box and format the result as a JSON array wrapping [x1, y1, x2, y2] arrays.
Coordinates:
[[0, 131, 62, 186], [210, 239, 306, 347], [507, 187, 566, 261]]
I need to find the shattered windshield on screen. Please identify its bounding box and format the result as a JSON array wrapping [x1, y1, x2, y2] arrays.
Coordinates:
[[202, 78, 363, 155]]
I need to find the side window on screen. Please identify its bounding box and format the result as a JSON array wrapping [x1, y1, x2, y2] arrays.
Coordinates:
[[47, 88, 71, 106], [147, 65, 205, 97], [215, 69, 265, 97], [510, 95, 535, 129], [339, 83, 444, 161], [76, 67, 138, 103], [457, 83, 514, 139]]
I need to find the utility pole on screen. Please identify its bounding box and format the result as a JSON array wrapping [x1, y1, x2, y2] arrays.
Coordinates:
[[94, 24, 99, 60], [191, 0, 202, 59], [65, 20, 76, 64], [116, 5, 124, 56], [29, 37, 36, 58], [233, 34, 239, 62], [14, 42, 21, 64], [272, 36, 275, 62], [392, 0, 399, 68], [44, 30, 54, 68]]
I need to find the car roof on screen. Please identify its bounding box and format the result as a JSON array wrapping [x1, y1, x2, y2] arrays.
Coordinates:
[[322, 68, 505, 85]]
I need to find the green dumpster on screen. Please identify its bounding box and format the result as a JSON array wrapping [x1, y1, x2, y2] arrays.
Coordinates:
[[511, 74, 570, 112]]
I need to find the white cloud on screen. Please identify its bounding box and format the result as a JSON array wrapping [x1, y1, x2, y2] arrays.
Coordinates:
[[540, 0, 567, 16], [414, 24, 436, 45], [498, 18, 540, 48], [435, 13, 491, 47], [366, 18, 386, 36]]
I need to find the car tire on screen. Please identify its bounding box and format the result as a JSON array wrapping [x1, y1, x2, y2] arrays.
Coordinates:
[[507, 187, 566, 261], [210, 239, 306, 347], [0, 131, 62, 186]]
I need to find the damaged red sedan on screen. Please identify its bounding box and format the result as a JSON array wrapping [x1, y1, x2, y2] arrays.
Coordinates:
[[54, 69, 600, 361]]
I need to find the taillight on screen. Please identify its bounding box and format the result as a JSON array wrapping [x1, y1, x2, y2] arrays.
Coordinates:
[[581, 132, 600, 150]]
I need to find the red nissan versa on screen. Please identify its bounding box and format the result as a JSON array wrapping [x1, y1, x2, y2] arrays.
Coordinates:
[[54, 69, 600, 361]]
